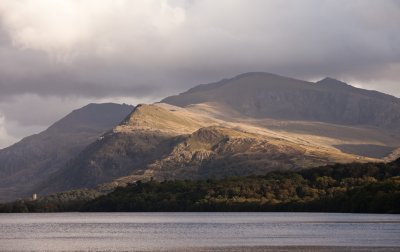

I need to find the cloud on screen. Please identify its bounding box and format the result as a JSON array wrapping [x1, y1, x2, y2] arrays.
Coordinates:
[[0, 0, 399, 147], [0, 114, 18, 149], [0, 95, 95, 149], [0, 0, 185, 58], [0, 0, 398, 96]]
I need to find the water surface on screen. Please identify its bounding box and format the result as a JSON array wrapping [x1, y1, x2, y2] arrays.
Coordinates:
[[0, 212, 399, 251]]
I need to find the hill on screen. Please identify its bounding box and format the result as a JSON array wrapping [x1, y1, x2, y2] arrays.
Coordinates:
[[36, 103, 375, 195], [0, 103, 134, 202]]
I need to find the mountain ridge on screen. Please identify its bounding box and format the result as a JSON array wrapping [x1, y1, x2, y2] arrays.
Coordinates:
[[2, 72, 400, 202], [0, 103, 134, 202], [162, 72, 400, 128], [36, 102, 379, 195]]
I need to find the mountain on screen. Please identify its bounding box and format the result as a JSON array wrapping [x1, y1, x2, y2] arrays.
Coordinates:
[[162, 72, 400, 159], [7, 72, 400, 200], [0, 103, 134, 202], [36, 103, 376, 195], [162, 72, 400, 128]]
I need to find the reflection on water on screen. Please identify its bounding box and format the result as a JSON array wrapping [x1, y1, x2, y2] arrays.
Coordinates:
[[0, 212, 399, 251]]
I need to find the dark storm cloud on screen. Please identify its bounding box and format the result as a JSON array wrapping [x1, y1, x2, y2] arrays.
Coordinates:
[[0, 0, 399, 148]]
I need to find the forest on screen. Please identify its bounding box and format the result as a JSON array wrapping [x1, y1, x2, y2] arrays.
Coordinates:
[[1, 159, 399, 213]]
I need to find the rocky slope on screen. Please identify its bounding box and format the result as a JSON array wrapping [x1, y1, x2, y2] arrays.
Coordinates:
[[162, 72, 400, 159], [0, 103, 134, 202], [37, 103, 373, 194], [162, 72, 400, 128]]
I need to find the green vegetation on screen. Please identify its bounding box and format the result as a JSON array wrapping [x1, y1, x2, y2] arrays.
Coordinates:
[[0, 189, 102, 213], [1, 160, 399, 213]]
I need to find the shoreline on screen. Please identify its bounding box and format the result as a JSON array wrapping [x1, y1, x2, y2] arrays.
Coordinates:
[[160, 246, 400, 252], [11, 246, 400, 252]]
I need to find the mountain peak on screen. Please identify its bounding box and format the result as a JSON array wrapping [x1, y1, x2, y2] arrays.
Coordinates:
[[319, 77, 340, 82], [181, 72, 303, 95], [232, 71, 279, 79], [115, 103, 212, 135], [48, 103, 134, 133], [163, 72, 400, 128], [317, 77, 353, 89]]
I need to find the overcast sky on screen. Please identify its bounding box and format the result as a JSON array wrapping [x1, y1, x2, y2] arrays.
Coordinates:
[[0, 0, 399, 148]]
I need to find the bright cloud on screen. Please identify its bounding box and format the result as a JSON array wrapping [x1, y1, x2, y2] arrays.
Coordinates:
[[0, 114, 18, 149], [0, 0, 185, 58]]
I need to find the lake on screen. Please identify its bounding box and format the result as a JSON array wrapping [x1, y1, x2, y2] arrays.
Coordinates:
[[0, 212, 399, 252]]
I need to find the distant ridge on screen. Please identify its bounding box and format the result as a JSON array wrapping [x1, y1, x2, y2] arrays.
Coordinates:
[[317, 77, 399, 101], [163, 72, 400, 128], [0, 103, 134, 202]]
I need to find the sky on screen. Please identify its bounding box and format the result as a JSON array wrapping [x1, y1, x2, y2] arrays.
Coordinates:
[[0, 0, 399, 148]]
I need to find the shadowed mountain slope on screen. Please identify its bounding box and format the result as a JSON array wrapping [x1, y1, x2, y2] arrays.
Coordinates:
[[162, 72, 400, 128], [0, 103, 134, 202]]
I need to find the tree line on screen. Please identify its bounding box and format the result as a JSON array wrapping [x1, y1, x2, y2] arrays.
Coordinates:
[[1, 159, 399, 213]]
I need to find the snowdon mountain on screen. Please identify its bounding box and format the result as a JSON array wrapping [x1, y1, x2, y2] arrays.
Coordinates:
[[2, 72, 400, 202], [0, 103, 134, 202], [162, 72, 400, 128]]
